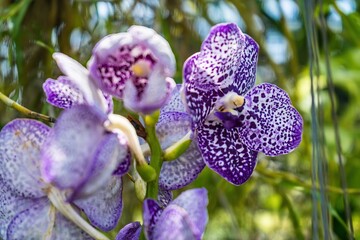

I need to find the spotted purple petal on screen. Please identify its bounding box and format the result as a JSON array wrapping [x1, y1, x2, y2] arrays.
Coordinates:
[[160, 84, 186, 114], [197, 23, 245, 89], [115, 222, 142, 240], [0, 119, 50, 198], [157, 112, 205, 190], [88, 26, 175, 100], [0, 181, 36, 238], [183, 23, 245, 126], [152, 205, 199, 240], [52, 213, 93, 240], [53, 52, 108, 113], [75, 176, 123, 231], [182, 53, 224, 129], [239, 83, 303, 156], [6, 198, 53, 240], [158, 189, 173, 208], [231, 34, 259, 95], [143, 199, 163, 240], [43, 76, 86, 109], [198, 121, 258, 185], [41, 105, 126, 199]]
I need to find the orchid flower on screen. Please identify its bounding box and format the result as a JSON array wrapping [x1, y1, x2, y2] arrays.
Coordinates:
[[143, 188, 208, 240], [41, 104, 130, 231], [182, 23, 303, 185], [0, 119, 100, 239], [87, 25, 176, 114], [43, 52, 155, 182], [157, 85, 205, 190]]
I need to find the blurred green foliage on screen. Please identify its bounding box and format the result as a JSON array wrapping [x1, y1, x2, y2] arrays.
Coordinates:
[[1, 0, 360, 239]]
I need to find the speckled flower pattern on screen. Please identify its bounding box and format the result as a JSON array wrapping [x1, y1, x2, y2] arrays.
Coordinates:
[[182, 23, 303, 185]]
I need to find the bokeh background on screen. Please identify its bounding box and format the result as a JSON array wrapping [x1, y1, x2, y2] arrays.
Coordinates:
[[1, 0, 359, 239]]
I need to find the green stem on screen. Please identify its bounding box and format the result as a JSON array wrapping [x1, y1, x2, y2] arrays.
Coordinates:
[[144, 111, 163, 199], [0, 91, 55, 123], [163, 131, 192, 161]]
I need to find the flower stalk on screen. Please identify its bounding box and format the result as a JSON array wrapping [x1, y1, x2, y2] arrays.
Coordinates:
[[0, 91, 55, 123], [144, 111, 163, 199]]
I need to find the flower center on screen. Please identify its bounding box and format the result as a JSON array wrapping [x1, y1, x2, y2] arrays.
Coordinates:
[[216, 92, 245, 114], [206, 92, 245, 129], [131, 59, 152, 77]]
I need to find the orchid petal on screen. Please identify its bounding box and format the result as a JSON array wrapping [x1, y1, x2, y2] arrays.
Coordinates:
[[128, 25, 176, 75], [0, 119, 49, 198], [6, 198, 53, 240], [116, 222, 142, 240], [43, 76, 86, 109], [41, 105, 107, 194], [0, 181, 35, 238], [232, 34, 259, 95], [158, 189, 173, 207], [239, 83, 303, 156], [87, 33, 134, 99], [75, 176, 123, 231], [170, 188, 208, 237], [183, 53, 224, 128], [77, 133, 128, 199], [51, 213, 93, 240], [53, 52, 107, 112], [157, 112, 205, 190], [160, 84, 186, 113], [143, 199, 163, 240], [198, 121, 258, 185], [152, 205, 199, 240], [123, 65, 176, 114]]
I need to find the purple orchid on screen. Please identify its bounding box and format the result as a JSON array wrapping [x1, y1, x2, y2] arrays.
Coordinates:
[[87, 25, 176, 114], [143, 188, 208, 240], [41, 104, 130, 231], [0, 119, 93, 239], [157, 85, 205, 190], [182, 23, 303, 185], [43, 53, 113, 114]]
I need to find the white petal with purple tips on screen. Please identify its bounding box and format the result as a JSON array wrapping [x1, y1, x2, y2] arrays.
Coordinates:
[[198, 121, 258, 185], [0, 119, 49, 198]]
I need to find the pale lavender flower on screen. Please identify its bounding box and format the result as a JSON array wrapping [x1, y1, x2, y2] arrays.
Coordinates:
[[182, 23, 303, 185], [41, 105, 130, 231], [87, 25, 176, 114], [143, 188, 208, 240], [0, 119, 92, 239]]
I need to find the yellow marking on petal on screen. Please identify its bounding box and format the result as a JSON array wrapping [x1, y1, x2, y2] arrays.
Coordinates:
[[131, 60, 151, 77], [231, 95, 245, 108]]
